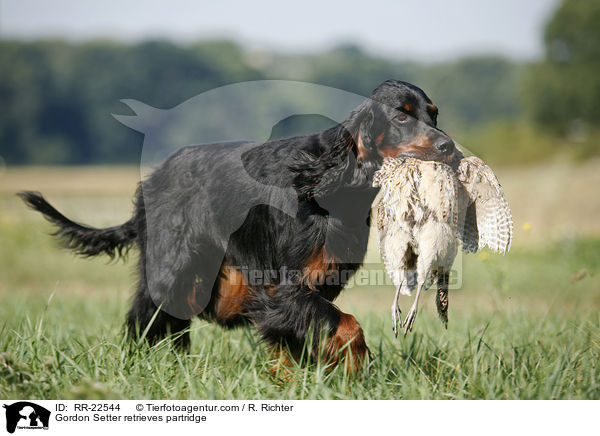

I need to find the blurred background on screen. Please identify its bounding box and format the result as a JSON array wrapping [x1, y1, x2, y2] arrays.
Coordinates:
[[1, 0, 598, 250], [0, 0, 599, 399], [2, 0, 599, 167]]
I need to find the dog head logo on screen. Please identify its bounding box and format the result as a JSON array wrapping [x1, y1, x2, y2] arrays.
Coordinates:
[[3, 402, 50, 434]]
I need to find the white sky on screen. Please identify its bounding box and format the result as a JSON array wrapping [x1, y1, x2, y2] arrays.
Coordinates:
[[0, 0, 560, 61]]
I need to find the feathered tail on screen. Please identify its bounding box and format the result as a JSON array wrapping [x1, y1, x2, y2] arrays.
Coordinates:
[[18, 191, 137, 258]]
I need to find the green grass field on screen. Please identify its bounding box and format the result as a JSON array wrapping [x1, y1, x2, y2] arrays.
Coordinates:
[[1, 164, 599, 399]]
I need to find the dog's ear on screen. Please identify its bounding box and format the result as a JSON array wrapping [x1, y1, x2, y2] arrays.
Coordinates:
[[344, 99, 386, 159]]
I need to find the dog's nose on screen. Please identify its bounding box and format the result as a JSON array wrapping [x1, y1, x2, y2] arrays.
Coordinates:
[[434, 138, 455, 155]]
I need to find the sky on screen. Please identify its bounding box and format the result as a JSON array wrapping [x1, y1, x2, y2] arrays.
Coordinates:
[[0, 0, 560, 61]]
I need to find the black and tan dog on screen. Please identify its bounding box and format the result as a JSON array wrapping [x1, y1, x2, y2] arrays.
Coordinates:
[[19, 80, 458, 372]]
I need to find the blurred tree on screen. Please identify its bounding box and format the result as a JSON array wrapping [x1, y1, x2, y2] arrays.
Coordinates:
[[302, 44, 424, 96], [0, 39, 525, 165], [0, 40, 263, 165], [523, 0, 600, 135], [421, 57, 521, 132]]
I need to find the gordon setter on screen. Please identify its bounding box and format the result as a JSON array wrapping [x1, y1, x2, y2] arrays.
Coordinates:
[[19, 80, 459, 373]]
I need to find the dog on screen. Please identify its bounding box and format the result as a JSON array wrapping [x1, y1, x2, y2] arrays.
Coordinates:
[[19, 80, 459, 373]]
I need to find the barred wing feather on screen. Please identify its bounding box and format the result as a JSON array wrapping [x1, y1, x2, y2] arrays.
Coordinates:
[[457, 156, 513, 254]]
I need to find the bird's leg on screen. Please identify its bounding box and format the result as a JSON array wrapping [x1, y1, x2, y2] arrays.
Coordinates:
[[436, 272, 450, 328], [391, 283, 402, 337], [402, 282, 423, 336]]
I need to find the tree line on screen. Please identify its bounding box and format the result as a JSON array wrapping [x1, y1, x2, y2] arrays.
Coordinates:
[[1, 0, 598, 166]]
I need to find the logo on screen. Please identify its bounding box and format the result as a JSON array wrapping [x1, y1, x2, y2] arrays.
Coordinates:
[[3, 402, 50, 434]]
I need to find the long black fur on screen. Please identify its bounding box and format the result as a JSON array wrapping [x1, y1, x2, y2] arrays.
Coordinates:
[[19, 80, 459, 358], [18, 191, 138, 259]]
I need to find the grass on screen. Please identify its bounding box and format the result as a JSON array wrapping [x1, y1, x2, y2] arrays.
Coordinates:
[[0, 164, 599, 399]]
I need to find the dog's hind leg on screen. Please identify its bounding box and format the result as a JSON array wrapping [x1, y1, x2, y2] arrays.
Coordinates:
[[126, 278, 191, 349], [127, 233, 226, 349], [126, 279, 191, 348], [126, 251, 192, 349]]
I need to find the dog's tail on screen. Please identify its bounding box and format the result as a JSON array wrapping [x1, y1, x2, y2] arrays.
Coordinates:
[[18, 191, 138, 259]]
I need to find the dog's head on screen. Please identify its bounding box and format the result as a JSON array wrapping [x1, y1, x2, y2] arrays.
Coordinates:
[[347, 80, 459, 165]]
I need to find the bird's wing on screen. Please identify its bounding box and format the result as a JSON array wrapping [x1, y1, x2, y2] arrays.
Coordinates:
[[457, 193, 479, 253], [457, 156, 513, 254]]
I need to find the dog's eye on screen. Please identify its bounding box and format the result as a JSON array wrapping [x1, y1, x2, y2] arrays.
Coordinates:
[[396, 113, 408, 122]]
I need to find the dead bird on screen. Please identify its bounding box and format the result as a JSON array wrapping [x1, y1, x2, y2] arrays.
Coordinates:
[[373, 156, 512, 336]]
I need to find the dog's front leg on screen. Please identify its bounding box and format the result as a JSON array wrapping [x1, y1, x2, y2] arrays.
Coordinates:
[[246, 283, 369, 374]]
